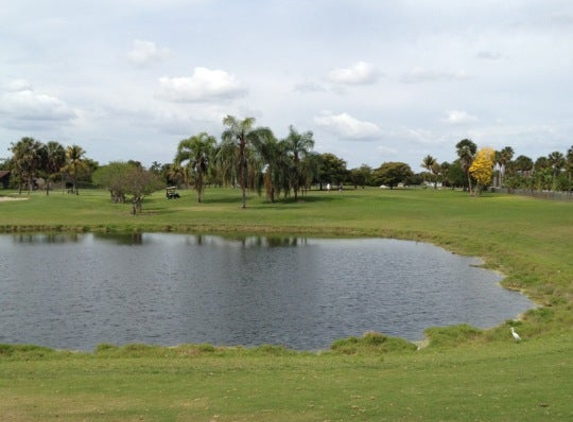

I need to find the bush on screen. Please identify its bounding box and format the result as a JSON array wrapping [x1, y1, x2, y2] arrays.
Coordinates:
[[252, 344, 297, 356], [0, 344, 55, 358], [424, 324, 483, 348], [95, 343, 119, 353], [330, 331, 417, 355]]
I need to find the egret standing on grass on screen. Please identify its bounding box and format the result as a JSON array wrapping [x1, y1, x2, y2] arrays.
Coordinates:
[[511, 327, 521, 342]]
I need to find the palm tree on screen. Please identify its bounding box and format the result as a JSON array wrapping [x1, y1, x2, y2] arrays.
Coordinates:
[[41, 141, 66, 196], [175, 132, 217, 203], [255, 134, 287, 202], [165, 163, 186, 187], [221, 115, 273, 208], [10, 137, 43, 194], [547, 151, 565, 191], [514, 155, 533, 175], [566, 145, 573, 186], [300, 152, 322, 192], [62, 144, 87, 195], [283, 125, 315, 201], [213, 141, 239, 188], [421, 154, 439, 189], [440, 161, 455, 188], [455, 139, 477, 194], [494, 146, 514, 188]]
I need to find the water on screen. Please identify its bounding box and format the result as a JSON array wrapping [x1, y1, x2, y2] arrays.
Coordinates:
[[0, 233, 534, 351]]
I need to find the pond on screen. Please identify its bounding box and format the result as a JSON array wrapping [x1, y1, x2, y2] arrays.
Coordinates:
[[0, 233, 534, 351]]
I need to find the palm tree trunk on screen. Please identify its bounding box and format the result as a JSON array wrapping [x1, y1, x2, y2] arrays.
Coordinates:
[[240, 141, 247, 209], [197, 174, 203, 203], [241, 162, 247, 209], [467, 174, 473, 195]]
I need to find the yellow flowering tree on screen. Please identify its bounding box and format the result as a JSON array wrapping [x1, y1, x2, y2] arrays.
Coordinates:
[[469, 147, 495, 195]]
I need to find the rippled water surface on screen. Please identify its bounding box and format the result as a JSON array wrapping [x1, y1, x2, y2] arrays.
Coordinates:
[[0, 233, 533, 350]]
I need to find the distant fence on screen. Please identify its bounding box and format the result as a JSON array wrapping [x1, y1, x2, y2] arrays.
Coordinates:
[[499, 188, 573, 201]]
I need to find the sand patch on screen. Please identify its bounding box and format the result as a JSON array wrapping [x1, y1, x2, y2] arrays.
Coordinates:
[[0, 196, 29, 202]]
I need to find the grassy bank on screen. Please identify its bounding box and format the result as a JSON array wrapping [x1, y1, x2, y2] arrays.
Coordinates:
[[1, 187, 572, 421], [1, 335, 572, 421]]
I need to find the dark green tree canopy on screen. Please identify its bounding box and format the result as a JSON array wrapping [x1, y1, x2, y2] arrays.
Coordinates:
[[317, 153, 348, 188], [373, 162, 414, 189]]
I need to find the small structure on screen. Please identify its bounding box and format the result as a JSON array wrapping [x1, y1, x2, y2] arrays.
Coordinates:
[[166, 186, 180, 199], [0, 171, 10, 189]]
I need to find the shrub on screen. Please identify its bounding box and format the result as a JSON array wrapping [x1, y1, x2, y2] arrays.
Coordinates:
[[252, 344, 296, 356], [95, 343, 119, 353], [330, 331, 417, 355], [0, 344, 55, 358], [424, 324, 483, 348]]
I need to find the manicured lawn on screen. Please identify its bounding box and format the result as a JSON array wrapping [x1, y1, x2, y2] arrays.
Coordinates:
[[1, 187, 572, 421]]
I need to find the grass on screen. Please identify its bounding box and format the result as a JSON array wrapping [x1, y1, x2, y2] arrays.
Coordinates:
[[1, 186, 573, 421]]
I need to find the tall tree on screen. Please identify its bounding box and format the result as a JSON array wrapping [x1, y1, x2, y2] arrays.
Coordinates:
[[221, 115, 273, 208], [256, 134, 287, 202], [421, 154, 439, 189], [164, 163, 186, 187], [41, 141, 66, 196], [175, 132, 217, 203], [283, 125, 315, 201], [213, 140, 239, 188], [547, 151, 565, 191], [513, 155, 533, 176], [495, 146, 514, 187], [10, 137, 43, 194], [566, 145, 573, 185], [373, 162, 414, 189], [456, 139, 477, 194], [469, 147, 495, 194], [299, 152, 322, 192], [62, 144, 88, 195], [317, 153, 348, 190], [349, 164, 373, 189]]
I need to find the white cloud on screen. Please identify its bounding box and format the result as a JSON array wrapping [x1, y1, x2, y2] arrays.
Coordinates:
[[314, 111, 380, 139], [327, 61, 382, 85], [476, 51, 502, 60], [442, 110, 478, 125], [401, 68, 469, 84], [0, 80, 76, 128], [293, 82, 328, 93], [6, 79, 32, 92], [156, 67, 247, 102], [376, 145, 398, 156], [549, 11, 573, 25], [127, 39, 173, 66]]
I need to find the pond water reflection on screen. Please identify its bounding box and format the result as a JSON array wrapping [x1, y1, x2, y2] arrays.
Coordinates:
[[0, 233, 534, 351]]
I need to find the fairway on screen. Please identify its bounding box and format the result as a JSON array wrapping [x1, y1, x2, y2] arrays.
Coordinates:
[[1, 187, 572, 421]]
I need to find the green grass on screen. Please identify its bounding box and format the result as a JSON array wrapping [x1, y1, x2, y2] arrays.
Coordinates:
[[1, 336, 572, 421], [1, 187, 573, 421]]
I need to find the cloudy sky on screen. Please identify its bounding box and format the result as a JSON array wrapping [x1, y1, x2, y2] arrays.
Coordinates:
[[1, 0, 572, 170]]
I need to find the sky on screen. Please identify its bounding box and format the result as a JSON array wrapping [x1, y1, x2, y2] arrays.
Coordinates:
[[1, 0, 572, 171]]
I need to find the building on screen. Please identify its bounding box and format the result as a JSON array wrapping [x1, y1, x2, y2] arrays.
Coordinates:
[[0, 171, 10, 189]]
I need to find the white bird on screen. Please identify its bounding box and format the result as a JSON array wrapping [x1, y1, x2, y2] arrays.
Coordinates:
[[510, 327, 521, 342]]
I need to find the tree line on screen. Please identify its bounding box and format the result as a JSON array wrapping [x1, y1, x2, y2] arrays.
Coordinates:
[[420, 140, 573, 196], [3, 117, 573, 210], [4, 138, 95, 196]]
